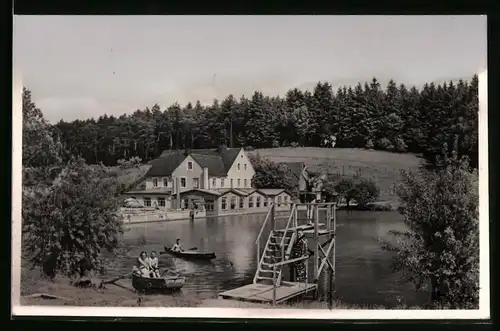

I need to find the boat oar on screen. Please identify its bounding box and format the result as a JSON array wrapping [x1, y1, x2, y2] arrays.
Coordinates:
[[100, 271, 133, 286]]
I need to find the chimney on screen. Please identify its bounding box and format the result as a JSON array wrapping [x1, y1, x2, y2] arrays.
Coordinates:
[[203, 167, 209, 189], [217, 143, 227, 154]]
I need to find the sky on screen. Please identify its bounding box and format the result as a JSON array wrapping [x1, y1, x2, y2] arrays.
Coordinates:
[[13, 15, 487, 123]]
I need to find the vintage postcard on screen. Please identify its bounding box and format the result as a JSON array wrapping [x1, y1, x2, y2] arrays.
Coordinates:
[[11, 15, 489, 320]]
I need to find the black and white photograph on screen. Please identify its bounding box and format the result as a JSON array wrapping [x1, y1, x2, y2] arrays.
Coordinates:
[[11, 15, 489, 319]]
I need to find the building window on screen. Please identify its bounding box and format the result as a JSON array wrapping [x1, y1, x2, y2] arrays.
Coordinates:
[[212, 178, 216, 188], [237, 178, 241, 187], [163, 177, 169, 187], [221, 178, 225, 187], [230, 178, 234, 188], [144, 197, 151, 207], [237, 163, 241, 170], [230, 197, 236, 210], [187, 161, 193, 170], [239, 197, 245, 209], [256, 196, 261, 208], [206, 201, 214, 211], [153, 178, 158, 187], [263, 198, 268, 207], [244, 164, 247, 170], [248, 196, 254, 208], [183, 199, 189, 210], [180, 177, 187, 188], [193, 178, 199, 188], [221, 197, 227, 210], [277, 196, 282, 206], [158, 198, 165, 207], [244, 179, 248, 187]]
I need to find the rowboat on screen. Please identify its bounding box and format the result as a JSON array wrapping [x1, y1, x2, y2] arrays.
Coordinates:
[[164, 246, 216, 260], [132, 273, 185, 293]]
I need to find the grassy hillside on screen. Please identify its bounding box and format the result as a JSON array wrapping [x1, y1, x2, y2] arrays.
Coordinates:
[[251, 147, 422, 202]]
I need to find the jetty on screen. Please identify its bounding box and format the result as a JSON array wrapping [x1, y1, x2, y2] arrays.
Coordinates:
[[219, 201, 337, 306]]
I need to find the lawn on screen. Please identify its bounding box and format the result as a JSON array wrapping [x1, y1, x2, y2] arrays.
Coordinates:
[[250, 147, 423, 202]]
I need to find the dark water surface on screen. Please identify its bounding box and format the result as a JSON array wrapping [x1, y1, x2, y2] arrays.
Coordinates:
[[108, 211, 427, 307]]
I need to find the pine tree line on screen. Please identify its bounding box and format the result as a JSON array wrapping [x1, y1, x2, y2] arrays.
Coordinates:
[[49, 76, 478, 169]]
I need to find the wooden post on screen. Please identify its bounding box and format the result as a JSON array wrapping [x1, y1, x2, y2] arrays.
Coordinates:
[[294, 203, 298, 228], [314, 205, 319, 280], [331, 204, 336, 301], [272, 259, 277, 306], [271, 202, 276, 231]]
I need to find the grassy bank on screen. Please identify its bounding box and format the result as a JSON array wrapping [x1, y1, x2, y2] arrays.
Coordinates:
[[251, 147, 421, 202], [20, 265, 421, 310]]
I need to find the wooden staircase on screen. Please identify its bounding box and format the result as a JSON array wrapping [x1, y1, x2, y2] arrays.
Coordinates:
[[253, 229, 296, 285]]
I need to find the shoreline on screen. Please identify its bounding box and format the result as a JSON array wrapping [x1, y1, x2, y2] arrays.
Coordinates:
[[19, 273, 406, 309]]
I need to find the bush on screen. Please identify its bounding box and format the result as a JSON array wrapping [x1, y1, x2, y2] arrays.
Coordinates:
[[290, 141, 300, 148], [376, 138, 394, 151], [365, 139, 374, 150], [393, 137, 408, 153], [22, 157, 124, 279], [117, 156, 142, 169], [381, 157, 479, 308], [244, 146, 255, 151], [353, 179, 380, 207], [272, 139, 281, 148]]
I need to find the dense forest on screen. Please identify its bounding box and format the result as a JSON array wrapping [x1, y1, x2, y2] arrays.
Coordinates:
[[45, 75, 478, 169]]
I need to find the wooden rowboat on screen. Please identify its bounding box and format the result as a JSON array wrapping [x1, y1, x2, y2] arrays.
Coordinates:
[[164, 246, 216, 260], [132, 273, 185, 293]]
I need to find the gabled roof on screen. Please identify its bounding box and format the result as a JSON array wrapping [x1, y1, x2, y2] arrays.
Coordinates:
[[257, 188, 287, 196], [146, 147, 242, 177], [216, 188, 250, 197], [282, 162, 306, 179]]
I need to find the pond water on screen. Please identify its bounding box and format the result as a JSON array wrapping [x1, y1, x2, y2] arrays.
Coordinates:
[[107, 211, 427, 308]]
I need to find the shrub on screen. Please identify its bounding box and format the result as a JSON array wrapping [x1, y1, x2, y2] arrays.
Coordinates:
[[353, 179, 380, 207], [365, 139, 374, 150], [376, 138, 394, 151], [381, 157, 479, 308], [393, 136, 408, 153]]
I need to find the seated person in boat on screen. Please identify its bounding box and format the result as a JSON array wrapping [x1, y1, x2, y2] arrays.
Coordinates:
[[135, 251, 151, 277], [149, 251, 160, 278], [172, 238, 184, 252]]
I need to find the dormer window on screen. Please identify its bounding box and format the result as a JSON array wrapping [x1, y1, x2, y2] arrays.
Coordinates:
[[153, 178, 158, 187], [187, 161, 193, 170]]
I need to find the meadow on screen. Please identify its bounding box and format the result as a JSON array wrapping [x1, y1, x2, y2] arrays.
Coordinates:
[[250, 147, 422, 202]]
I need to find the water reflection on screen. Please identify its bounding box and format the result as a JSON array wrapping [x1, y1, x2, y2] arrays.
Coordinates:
[[111, 210, 426, 307]]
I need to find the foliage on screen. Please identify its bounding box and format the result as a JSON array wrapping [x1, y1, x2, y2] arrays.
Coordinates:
[[22, 88, 125, 280], [380, 156, 479, 308], [46, 76, 478, 170], [249, 153, 298, 193], [334, 178, 356, 207], [117, 156, 142, 169], [22, 157, 124, 279], [353, 179, 380, 207]]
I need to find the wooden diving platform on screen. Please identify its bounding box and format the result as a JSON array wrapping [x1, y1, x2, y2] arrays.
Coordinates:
[[219, 281, 317, 304], [274, 223, 333, 237]]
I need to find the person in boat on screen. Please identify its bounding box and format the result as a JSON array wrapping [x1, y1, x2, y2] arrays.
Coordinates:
[[286, 229, 309, 282], [136, 251, 151, 277], [172, 238, 184, 252], [149, 251, 160, 278]]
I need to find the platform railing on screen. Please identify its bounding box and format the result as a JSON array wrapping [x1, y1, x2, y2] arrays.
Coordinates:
[[270, 254, 310, 306], [255, 202, 275, 264]]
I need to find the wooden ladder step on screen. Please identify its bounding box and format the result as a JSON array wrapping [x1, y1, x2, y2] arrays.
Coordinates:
[[257, 276, 278, 281], [259, 269, 279, 274]]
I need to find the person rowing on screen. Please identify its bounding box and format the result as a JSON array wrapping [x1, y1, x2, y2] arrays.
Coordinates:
[[171, 238, 184, 252]]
